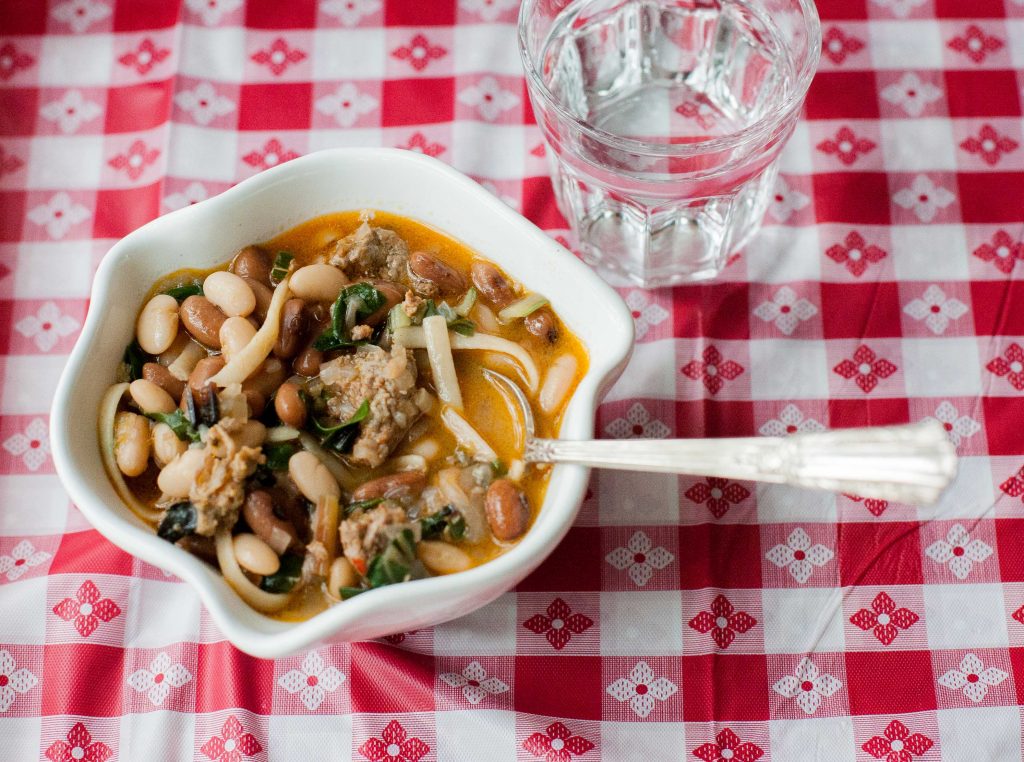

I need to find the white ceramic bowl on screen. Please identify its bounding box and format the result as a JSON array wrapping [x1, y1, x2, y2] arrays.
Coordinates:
[[50, 148, 634, 658]]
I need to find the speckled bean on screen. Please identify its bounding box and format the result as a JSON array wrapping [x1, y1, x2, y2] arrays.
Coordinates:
[[274, 382, 307, 428], [409, 251, 466, 295], [485, 478, 529, 541], [179, 296, 226, 348], [230, 245, 272, 285], [142, 362, 185, 401]]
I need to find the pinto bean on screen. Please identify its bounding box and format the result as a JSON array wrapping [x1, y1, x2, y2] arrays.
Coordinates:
[[524, 308, 559, 343], [417, 541, 471, 575], [204, 271, 256, 318], [157, 448, 205, 498], [114, 411, 151, 477], [293, 346, 322, 377], [182, 355, 226, 411], [244, 389, 266, 418], [151, 422, 187, 467], [352, 471, 426, 502], [274, 382, 307, 428], [364, 280, 404, 325], [233, 533, 280, 576], [289, 264, 348, 303], [136, 294, 180, 355], [180, 296, 226, 348], [485, 478, 529, 541], [230, 245, 272, 285], [219, 316, 257, 361], [471, 261, 516, 308], [129, 378, 176, 415], [243, 277, 274, 323], [288, 450, 340, 504], [242, 357, 287, 401], [409, 251, 466, 295], [142, 362, 185, 401], [243, 490, 299, 555], [273, 299, 308, 359]]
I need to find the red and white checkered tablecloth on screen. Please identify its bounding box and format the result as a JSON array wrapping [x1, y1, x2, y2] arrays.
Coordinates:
[[2, 0, 1024, 759]]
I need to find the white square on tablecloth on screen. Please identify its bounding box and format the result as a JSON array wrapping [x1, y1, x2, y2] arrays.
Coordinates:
[[454, 24, 522, 75], [123, 578, 202, 649], [38, 35, 114, 86], [597, 469, 680, 526], [924, 456, 994, 523], [267, 714, 353, 762], [119, 711, 196, 762], [778, 121, 814, 174], [167, 125, 239, 183], [312, 29, 387, 80], [28, 136, 104, 190], [436, 710, 516, 762], [880, 119, 958, 171], [600, 721, 686, 761], [600, 591, 683, 656], [602, 340, 678, 403], [433, 592, 517, 656], [761, 588, 846, 654], [451, 122, 525, 181], [745, 225, 822, 283], [15, 242, 96, 299], [756, 483, 837, 524], [901, 338, 983, 397], [890, 225, 970, 281], [749, 340, 830, 400], [0, 356, 68, 415], [770, 717, 857, 762], [0, 718, 42, 761], [1004, 21, 1024, 68], [937, 707, 1024, 762], [0, 475, 69, 536], [923, 583, 1009, 650], [0, 577, 48, 643], [179, 26, 247, 82], [869, 21, 945, 69]]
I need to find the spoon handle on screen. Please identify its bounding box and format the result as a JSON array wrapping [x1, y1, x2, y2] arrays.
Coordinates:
[[525, 420, 958, 506]]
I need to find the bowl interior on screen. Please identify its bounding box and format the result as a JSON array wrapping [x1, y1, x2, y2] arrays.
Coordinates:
[[52, 149, 633, 656]]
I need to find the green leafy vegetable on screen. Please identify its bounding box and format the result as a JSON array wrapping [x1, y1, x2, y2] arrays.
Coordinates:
[[157, 503, 197, 542], [419, 505, 463, 540], [259, 553, 303, 593], [313, 283, 387, 350], [146, 409, 201, 443], [122, 340, 150, 382], [270, 251, 294, 285], [447, 317, 475, 336], [338, 586, 366, 599], [339, 528, 428, 598], [312, 399, 370, 453], [345, 497, 384, 516], [263, 441, 297, 471], [162, 282, 203, 302], [414, 299, 474, 335]]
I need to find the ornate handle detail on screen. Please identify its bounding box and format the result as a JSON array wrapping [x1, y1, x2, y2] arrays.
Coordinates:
[[525, 420, 958, 506]]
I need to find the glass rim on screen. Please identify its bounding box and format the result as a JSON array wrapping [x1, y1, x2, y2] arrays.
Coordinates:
[[517, 0, 822, 158]]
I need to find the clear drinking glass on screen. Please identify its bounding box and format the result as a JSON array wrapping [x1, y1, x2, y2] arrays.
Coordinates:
[[519, 0, 821, 287]]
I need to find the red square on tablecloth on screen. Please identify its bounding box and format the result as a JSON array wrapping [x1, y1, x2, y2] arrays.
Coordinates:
[[971, 281, 1024, 335], [674, 400, 756, 438], [42, 643, 125, 717], [996, 520, 1024, 582], [245, 0, 317, 28], [114, 0, 181, 30], [814, 0, 868, 18], [238, 83, 312, 131], [349, 642, 435, 713], [93, 184, 161, 239], [49, 530, 134, 577], [518, 527, 602, 592], [959, 173, 1024, 224], [381, 78, 455, 127], [805, 72, 880, 120], [671, 282, 750, 340], [515, 656, 602, 719], [819, 281, 902, 339], [983, 399, 1024, 455], [193, 641, 274, 714], [945, 71, 1022, 118], [105, 81, 174, 134], [1009, 648, 1024, 705], [829, 398, 910, 429], [3, 0, 49, 34], [845, 651, 937, 714], [385, 0, 457, 25], [812, 173, 892, 225], [0, 88, 39, 136], [520, 176, 567, 232], [681, 654, 770, 721], [935, 0, 1007, 17], [837, 522, 924, 586], [0, 192, 26, 242], [678, 524, 762, 589]]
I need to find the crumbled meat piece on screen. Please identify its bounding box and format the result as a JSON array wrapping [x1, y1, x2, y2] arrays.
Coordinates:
[[330, 223, 409, 283], [189, 418, 265, 535], [339, 501, 410, 570], [320, 344, 422, 468], [350, 324, 373, 341], [402, 289, 423, 318]]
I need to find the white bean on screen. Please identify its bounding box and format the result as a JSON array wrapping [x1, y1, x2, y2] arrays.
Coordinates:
[[289, 264, 348, 303], [203, 271, 256, 318], [114, 411, 151, 477], [152, 422, 187, 468], [219, 316, 257, 361], [236, 420, 267, 448], [157, 448, 205, 498], [136, 294, 180, 355], [129, 378, 175, 414], [288, 450, 340, 504], [233, 533, 280, 576], [417, 541, 472, 575], [327, 557, 358, 596], [539, 354, 578, 414]]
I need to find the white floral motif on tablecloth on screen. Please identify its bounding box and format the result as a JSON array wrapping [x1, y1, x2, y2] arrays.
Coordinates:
[[938, 653, 1008, 702], [458, 76, 519, 121], [277, 650, 346, 710], [15, 302, 80, 351], [315, 83, 378, 127], [40, 90, 103, 134], [439, 661, 509, 705], [925, 524, 992, 580], [185, 0, 242, 25], [766, 528, 834, 584], [929, 401, 981, 448], [127, 652, 192, 706], [753, 288, 817, 335], [771, 658, 842, 715], [606, 660, 678, 718], [871, 0, 926, 18], [460, 0, 518, 21], [0, 649, 38, 712], [893, 176, 956, 223], [28, 193, 91, 239], [51, 0, 111, 33], [605, 531, 674, 587], [320, 0, 381, 25], [3, 418, 50, 471], [0, 540, 51, 581], [164, 181, 208, 211], [880, 72, 943, 116], [624, 291, 669, 339], [604, 403, 671, 439], [768, 177, 809, 222], [759, 404, 825, 437], [902, 285, 967, 335], [175, 82, 236, 126]]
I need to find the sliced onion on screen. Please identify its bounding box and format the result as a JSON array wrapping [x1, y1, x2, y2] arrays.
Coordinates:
[[210, 275, 291, 387], [167, 341, 205, 382], [266, 425, 300, 443], [215, 530, 293, 613], [498, 293, 548, 322], [437, 467, 486, 543], [311, 494, 339, 576], [422, 315, 463, 409], [539, 354, 578, 414], [441, 405, 497, 463], [297, 432, 359, 492], [99, 382, 163, 523], [394, 326, 540, 391], [454, 287, 477, 317]]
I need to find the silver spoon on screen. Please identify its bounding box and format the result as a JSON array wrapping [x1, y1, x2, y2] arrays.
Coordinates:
[[484, 370, 958, 506]]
